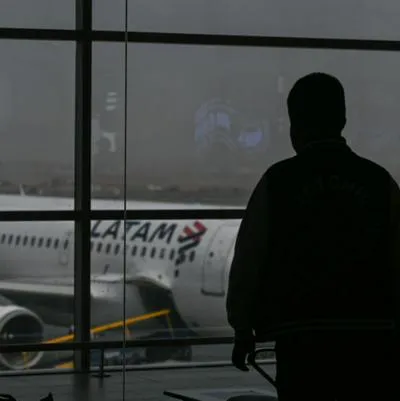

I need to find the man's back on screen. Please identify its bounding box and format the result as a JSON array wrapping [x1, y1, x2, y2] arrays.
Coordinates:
[[226, 73, 399, 400], [256, 138, 398, 400], [255, 137, 397, 329]]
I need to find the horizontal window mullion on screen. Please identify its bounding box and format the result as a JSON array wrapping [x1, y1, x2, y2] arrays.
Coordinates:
[[0, 27, 400, 52]]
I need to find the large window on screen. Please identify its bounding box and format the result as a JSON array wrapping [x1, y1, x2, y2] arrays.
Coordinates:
[[0, 0, 397, 393]]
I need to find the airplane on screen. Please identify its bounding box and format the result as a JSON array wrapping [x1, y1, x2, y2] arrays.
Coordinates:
[[0, 193, 241, 370]]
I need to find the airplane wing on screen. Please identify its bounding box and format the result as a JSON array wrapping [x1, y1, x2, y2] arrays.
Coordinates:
[[0, 271, 172, 328]]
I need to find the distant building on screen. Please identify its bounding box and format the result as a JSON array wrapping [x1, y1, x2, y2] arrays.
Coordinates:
[[194, 98, 270, 174]]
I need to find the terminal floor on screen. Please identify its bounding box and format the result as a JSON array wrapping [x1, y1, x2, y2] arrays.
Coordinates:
[[0, 364, 277, 401]]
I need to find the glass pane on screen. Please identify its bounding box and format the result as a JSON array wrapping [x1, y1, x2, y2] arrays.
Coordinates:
[[92, 44, 126, 206], [0, 41, 75, 208], [0, 0, 74, 29], [89, 217, 240, 367], [94, 0, 400, 40], [94, 43, 400, 206], [0, 221, 75, 372], [90, 217, 186, 367], [92, 43, 243, 208], [121, 44, 400, 205]]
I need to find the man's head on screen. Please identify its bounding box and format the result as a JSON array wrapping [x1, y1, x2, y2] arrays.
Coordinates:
[[287, 72, 347, 152]]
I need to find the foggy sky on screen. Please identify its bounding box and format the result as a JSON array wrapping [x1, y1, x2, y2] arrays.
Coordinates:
[[0, 1, 399, 191]]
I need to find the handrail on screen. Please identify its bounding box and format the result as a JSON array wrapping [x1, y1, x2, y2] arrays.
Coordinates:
[[248, 348, 277, 388], [0, 318, 394, 354], [0, 357, 277, 377], [0, 336, 235, 353]]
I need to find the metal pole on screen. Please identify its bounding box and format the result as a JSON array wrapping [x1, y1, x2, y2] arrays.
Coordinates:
[[74, 0, 92, 372]]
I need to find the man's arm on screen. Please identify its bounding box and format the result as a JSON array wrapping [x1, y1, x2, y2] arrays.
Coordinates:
[[226, 172, 271, 340]]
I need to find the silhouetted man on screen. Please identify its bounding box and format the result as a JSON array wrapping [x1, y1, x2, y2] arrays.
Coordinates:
[[226, 73, 399, 400]]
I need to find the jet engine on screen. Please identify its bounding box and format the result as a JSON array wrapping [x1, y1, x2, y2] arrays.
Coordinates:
[[0, 306, 44, 370]]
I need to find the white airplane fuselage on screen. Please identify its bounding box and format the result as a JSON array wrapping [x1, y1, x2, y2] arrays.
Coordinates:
[[0, 194, 240, 340]]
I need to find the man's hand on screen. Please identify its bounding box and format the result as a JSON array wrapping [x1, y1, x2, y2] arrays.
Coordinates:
[[231, 335, 255, 372]]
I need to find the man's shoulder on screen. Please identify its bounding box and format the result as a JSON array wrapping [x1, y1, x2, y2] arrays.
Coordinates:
[[261, 156, 297, 181], [266, 156, 298, 174], [352, 152, 397, 182]]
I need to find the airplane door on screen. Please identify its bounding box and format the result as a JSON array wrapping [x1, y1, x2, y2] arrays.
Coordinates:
[[59, 230, 73, 267], [202, 224, 236, 297]]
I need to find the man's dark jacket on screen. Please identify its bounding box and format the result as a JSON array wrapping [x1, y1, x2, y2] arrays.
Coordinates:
[[226, 137, 400, 340]]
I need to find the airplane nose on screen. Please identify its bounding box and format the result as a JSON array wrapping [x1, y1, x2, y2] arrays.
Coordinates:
[[169, 223, 239, 335]]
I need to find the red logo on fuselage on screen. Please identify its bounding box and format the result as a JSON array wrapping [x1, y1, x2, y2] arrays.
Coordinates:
[[176, 221, 207, 265]]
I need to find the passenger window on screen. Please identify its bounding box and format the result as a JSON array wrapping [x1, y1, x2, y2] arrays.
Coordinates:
[[38, 237, 44, 248], [169, 249, 175, 260], [23, 236, 28, 246], [132, 245, 137, 256], [0, 234, 5, 244], [189, 251, 195, 262], [141, 247, 147, 257], [8, 235, 13, 245], [105, 243, 111, 254], [54, 238, 59, 249], [114, 244, 120, 255], [15, 235, 21, 246], [31, 237, 36, 247], [160, 248, 165, 259], [46, 238, 52, 248], [63, 239, 69, 250], [150, 247, 156, 258], [176, 252, 186, 265], [97, 242, 102, 253]]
